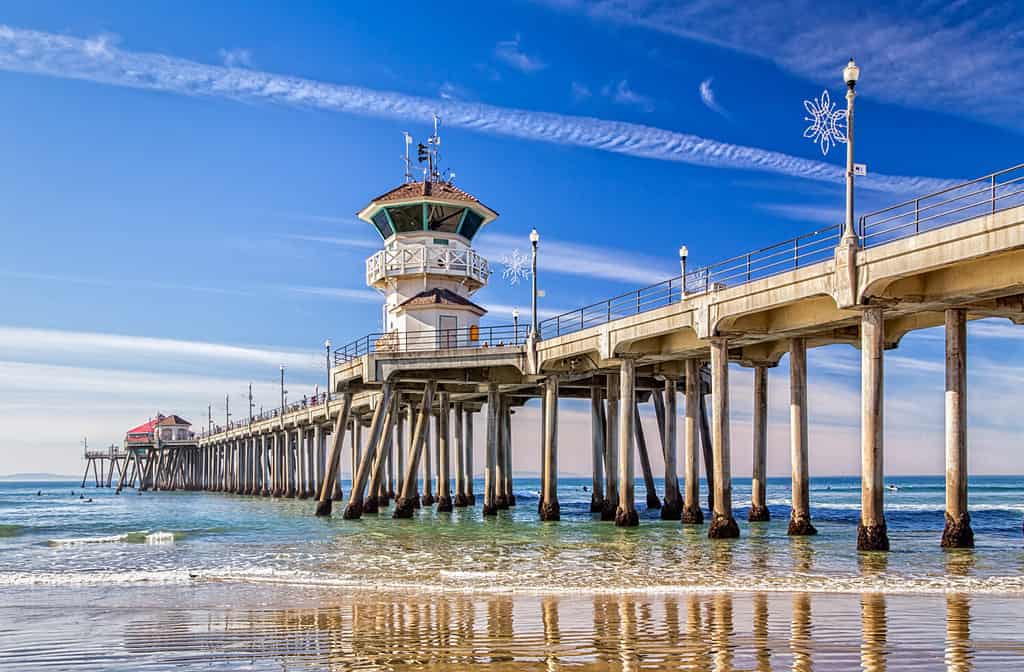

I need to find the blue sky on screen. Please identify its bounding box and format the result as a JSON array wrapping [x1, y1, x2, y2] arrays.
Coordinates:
[[1, 1, 1022, 476]]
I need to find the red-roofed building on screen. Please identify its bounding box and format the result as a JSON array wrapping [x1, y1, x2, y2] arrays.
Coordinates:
[[124, 414, 193, 449]]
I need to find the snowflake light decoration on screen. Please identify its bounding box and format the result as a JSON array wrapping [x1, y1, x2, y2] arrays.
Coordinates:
[[803, 89, 847, 156], [501, 248, 531, 286]]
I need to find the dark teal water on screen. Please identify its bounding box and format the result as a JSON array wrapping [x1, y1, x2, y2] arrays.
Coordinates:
[[1, 476, 1023, 669]]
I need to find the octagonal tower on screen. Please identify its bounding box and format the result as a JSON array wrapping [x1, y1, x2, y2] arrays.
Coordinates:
[[357, 171, 499, 351]]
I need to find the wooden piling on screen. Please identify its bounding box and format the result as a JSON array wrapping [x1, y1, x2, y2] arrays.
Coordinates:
[[708, 338, 739, 539], [858, 306, 889, 551]]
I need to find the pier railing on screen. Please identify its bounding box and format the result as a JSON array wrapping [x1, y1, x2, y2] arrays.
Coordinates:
[[330, 163, 1024, 360]]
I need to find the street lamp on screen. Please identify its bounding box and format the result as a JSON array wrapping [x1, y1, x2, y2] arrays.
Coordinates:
[[512, 307, 520, 342], [678, 245, 688, 301], [324, 338, 332, 400], [279, 365, 286, 412], [842, 57, 860, 243], [530, 228, 539, 339]]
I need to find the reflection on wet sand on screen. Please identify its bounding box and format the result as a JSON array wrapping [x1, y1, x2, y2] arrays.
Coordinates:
[[110, 587, 989, 671]]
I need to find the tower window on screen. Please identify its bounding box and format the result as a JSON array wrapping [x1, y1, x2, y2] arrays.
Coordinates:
[[387, 205, 423, 233], [459, 210, 484, 240], [370, 211, 393, 239], [427, 204, 464, 233]]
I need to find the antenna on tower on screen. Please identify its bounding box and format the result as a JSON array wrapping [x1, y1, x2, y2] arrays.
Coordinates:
[[428, 114, 442, 182], [402, 131, 414, 183]]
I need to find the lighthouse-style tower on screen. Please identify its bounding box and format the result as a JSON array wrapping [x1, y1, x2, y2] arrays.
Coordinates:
[[357, 121, 499, 351]]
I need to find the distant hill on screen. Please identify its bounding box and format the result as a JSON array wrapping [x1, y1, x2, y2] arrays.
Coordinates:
[[0, 473, 79, 481]]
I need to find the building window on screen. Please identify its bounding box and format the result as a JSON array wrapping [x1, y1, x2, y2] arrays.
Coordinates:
[[387, 205, 423, 233], [459, 210, 484, 239]]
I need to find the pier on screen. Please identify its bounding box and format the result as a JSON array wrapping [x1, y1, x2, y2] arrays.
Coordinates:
[[187, 160, 1024, 552]]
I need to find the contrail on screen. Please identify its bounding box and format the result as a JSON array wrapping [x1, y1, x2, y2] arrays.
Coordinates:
[[0, 25, 953, 194]]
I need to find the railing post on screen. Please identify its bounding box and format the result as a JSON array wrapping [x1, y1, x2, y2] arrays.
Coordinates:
[[636, 289, 641, 313], [793, 238, 799, 269], [556, 315, 560, 336], [992, 175, 997, 214], [746, 253, 751, 282], [580, 309, 584, 331], [607, 300, 611, 322], [915, 198, 920, 234]]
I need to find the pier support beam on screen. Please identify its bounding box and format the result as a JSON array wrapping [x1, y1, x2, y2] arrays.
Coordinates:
[[343, 384, 393, 520], [942, 308, 974, 548], [589, 386, 606, 513], [495, 395, 509, 509], [682, 361, 704, 524], [503, 402, 515, 506], [297, 428, 308, 499], [788, 339, 816, 535], [437, 391, 453, 512], [464, 407, 476, 505], [540, 375, 560, 521], [483, 383, 500, 516], [314, 393, 352, 516], [603, 373, 620, 522], [616, 358, 639, 527], [394, 382, 436, 518], [395, 394, 406, 500], [708, 338, 739, 539], [421, 412, 435, 507], [858, 307, 890, 551], [634, 401, 662, 511], [658, 379, 682, 520], [453, 402, 467, 507], [749, 365, 771, 522]]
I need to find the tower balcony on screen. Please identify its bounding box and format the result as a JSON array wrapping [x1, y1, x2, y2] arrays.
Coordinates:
[[366, 241, 491, 290]]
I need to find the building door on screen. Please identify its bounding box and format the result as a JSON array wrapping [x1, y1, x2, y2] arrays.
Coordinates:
[[438, 315, 458, 349]]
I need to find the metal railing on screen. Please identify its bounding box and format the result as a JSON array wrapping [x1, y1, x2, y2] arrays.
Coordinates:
[[366, 243, 491, 286], [334, 324, 529, 363], [859, 163, 1024, 247], [331, 163, 1024, 359]]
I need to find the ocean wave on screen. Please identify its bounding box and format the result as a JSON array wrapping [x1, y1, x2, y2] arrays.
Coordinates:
[[0, 570, 194, 587], [0, 524, 24, 537], [48, 530, 186, 546]]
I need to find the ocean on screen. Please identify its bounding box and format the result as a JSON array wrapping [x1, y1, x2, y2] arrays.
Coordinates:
[[1, 475, 1022, 669]]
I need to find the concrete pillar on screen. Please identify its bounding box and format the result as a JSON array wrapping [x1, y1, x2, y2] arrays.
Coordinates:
[[313, 423, 322, 498], [788, 339, 816, 535], [297, 428, 308, 499], [421, 411, 434, 506], [386, 396, 397, 501], [633, 401, 662, 510], [271, 435, 280, 497], [454, 402, 467, 506], [708, 338, 739, 539], [503, 402, 515, 506], [660, 379, 682, 520], [344, 384, 394, 519], [394, 382, 436, 518], [283, 429, 296, 498], [464, 407, 476, 505], [395, 395, 406, 499], [352, 419, 363, 495], [538, 389, 547, 516], [589, 386, 606, 513], [942, 308, 974, 548], [540, 375, 560, 521], [437, 391, 453, 512], [858, 306, 889, 551], [495, 395, 509, 509], [749, 365, 771, 522], [603, 373, 620, 522], [261, 434, 271, 497], [364, 398, 396, 514], [616, 358, 638, 527], [483, 384, 499, 516]]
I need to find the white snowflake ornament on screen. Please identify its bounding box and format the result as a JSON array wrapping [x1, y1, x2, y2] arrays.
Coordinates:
[[501, 248, 531, 286], [803, 90, 847, 156]]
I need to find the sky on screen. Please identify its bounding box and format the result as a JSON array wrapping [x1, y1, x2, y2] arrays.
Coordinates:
[[1, 1, 1022, 477]]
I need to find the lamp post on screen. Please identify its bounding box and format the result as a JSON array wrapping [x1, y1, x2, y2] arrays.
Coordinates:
[[512, 308, 520, 342], [530, 228, 539, 339], [279, 365, 286, 413], [679, 245, 688, 301], [324, 339, 332, 400], [842, 57, 860, 243]]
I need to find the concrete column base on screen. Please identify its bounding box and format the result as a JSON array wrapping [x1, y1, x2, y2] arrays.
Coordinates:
[[387, 489, 396, 500], [331, 489, 343, 502], [465, 493, 476, 506], [483, 502, 498, 516], [342, 502, 363, 520], [393, 498, 416, 519], [436, 495, 453, 512], [660, 497, 682, 521], [787, 513, 817, 536], [495, 494, 510, 509], [453, 493, 470, 507], [941, 512, 974, 548], [539, 500, 560, 521], [507, 493, 517, 506], [314, 500, 333, 517], [589, 494, 604, 513], [614, 507, 639, 527], [420, 494, 435, 506], [297, 490, 308, 500], [708, 513, 739, 539], [681, 505, 704, 525], [645, 493, 662, 510], [857, 522, 890, 551], [748, 505, 771, 522], [600, 500, 617, 521], [363, 496, 379, 514]]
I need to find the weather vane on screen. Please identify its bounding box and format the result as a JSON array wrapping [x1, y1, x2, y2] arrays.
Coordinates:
[[501, 248, 531, 285], [802, 89, 847, 156]]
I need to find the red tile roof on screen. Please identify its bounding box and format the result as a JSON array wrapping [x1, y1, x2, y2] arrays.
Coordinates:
[[398, 288, 486, 313], [368, 180, 495, 213], [156, 414, 192, 427]]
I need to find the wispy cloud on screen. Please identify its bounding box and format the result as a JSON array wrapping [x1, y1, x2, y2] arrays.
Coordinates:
[[0, 25, 952, 194], [285, 234, 379, 249], [217, 47, 252, 68], [477, 232, 674, 285], [540, 1, 1024, 132], [602, 79, 654, 112], [494, 34, 546, 73], [0, 269, 255, 297], [286, 285, 381, 302], [699, 77, 729, 119], [438, 81, 472, 101], [570, 81, 591, 101], [755, 202, 842, 226]]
